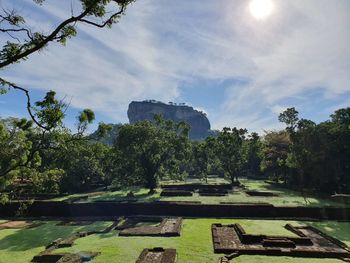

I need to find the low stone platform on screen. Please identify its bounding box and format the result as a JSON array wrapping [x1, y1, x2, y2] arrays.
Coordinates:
[[245, 191, 278, 197], [219, 202, 273, 206], [0, 220, 42, 230], [56, 221, 93, 226], [32, 251, 99, 263], [45, 232, 88, 249], [161, 183, 233, 191], [136, 248, 176, 263], [118, 217, 182, 237], [160, 190, 193, 197], [212, 223, 350, 259], [198, 188, 229, 196]]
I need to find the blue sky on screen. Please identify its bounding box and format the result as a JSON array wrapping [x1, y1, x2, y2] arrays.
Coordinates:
[[1, 0, 350, 133]]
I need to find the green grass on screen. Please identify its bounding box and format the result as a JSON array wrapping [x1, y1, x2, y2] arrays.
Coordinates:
[[0, 219, 349, 263], [0, 221, 112, 263], [50, 179, 347, 208]]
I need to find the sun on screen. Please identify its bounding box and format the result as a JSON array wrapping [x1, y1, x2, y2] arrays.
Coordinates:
[[249, 0, 274, 20]]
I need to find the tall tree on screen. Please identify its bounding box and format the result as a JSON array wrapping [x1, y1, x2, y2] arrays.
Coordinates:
[[278, 107, 299, 133], [216, 127, 247, 184], [260, 130, 291, 183], [242, 132, 263, 177], [114, 117, 190, 192]]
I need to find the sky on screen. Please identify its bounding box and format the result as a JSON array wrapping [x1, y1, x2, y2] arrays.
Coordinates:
[[1, 0, 350, 133]]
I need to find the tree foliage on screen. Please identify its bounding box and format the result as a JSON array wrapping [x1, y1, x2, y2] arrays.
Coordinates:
[[277, 107, 350, 193], [215, 127, 247, 184], [114, 116, 190, 192]]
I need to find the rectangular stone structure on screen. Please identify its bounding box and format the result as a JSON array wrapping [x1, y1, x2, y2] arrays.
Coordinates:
[[136, 248, 176, 263], [160, 190, 193, 197], [212, 223, 350, 259], [119, 217, 182, 237], [32, 252, 99, 263], [245, 191, 278, 197], [198, 188, 229, 196]]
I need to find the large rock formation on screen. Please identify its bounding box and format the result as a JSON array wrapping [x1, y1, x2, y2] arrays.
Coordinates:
[[127, 100, 211, 140]]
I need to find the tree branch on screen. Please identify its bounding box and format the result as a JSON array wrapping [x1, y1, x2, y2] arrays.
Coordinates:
[[0, 1, 129, 69], [78, 5, 126, 28], [0, 77, 53, 130]]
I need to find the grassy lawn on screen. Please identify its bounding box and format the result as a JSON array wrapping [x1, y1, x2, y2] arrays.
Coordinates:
[[0, 219, 349, 263], [50, 179, 346, 207], [0, 221, 112, 262]]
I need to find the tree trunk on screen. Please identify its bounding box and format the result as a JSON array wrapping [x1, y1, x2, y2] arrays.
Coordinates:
[[145, 171, 157, 194], [230, 174, 235, 185]]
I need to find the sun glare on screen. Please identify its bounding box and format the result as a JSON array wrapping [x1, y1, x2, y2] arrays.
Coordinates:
[[249, 0, 274, 20]]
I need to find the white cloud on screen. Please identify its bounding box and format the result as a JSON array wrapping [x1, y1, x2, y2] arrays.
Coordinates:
[[2, 0, 350, 131], [271, 105, 288, 115]]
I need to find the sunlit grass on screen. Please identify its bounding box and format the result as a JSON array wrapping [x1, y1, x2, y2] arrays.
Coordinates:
[[0, 221, 112, 262]]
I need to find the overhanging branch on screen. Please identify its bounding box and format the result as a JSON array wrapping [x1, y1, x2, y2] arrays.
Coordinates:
[[0, 77, 51, 130], [0, 0, 130, 69]]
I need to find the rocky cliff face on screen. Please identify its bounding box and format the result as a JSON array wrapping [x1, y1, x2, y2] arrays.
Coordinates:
[[127, 100, 211, 140]]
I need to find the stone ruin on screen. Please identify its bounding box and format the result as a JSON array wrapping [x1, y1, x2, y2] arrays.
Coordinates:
[[212, 223, 350, 261], [160, 189, 193, 197], [118, 217, 182, 237], [161, 183, 232, 197], [198, 188, 229, 196], [32, 251, 99, 263], [136, 247, 176, 263], [245, 191, 278, 197], [0, 220, 42, 230]]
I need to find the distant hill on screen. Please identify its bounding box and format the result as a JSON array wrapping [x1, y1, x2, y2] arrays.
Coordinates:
[[128, 100, 211, 140]]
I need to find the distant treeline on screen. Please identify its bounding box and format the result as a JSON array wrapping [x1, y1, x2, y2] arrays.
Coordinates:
[[0, 91, 349, 202]]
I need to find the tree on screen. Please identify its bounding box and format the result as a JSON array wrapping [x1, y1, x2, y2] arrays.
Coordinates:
[[0, 90, 99, 200], [41, 138, 111, 193], [242, 132, 263, 178], [277, 107, 350, 194], [114, 116, 190, 192], [331, 108, 350, 126], [0, 1, 136, 199], [216, 127, 247, 184], [0, 0, 135, 126], [0, 117, 65, 202], [260, 130, 291, 183], [278, 107, 299, 133], [0, 0, 134, 68], [191, 141, 210, 182]]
